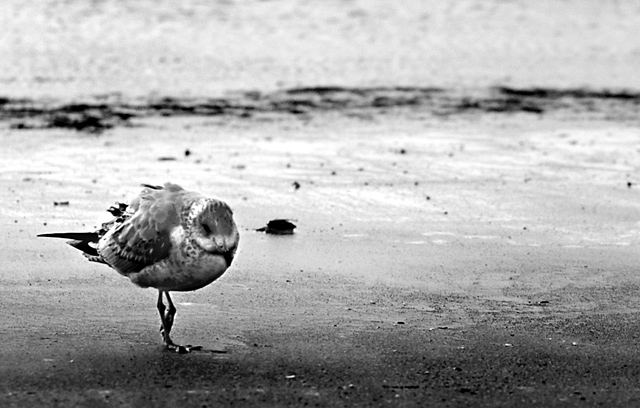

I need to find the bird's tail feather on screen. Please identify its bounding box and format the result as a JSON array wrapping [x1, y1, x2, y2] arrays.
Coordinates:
[[38, 232, 101, 258], [38, 232, 100, 241], [67, 239, 100, 257]]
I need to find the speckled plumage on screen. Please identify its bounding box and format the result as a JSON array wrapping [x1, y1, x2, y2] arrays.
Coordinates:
[[95, 183, 239, 291], [39, 182, 240, 352]]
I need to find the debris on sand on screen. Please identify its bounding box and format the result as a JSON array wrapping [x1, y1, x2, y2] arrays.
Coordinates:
[[53, 201, 70, 206], [530, 300, 550, 306], [256, 219, 297, 235], [382, 384, 420, 390]]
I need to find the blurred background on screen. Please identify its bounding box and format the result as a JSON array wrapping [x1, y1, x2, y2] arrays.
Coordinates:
[[2, 0, 640, 100]]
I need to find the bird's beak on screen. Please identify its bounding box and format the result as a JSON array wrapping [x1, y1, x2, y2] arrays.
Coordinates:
[[223, 251, 235, 267]]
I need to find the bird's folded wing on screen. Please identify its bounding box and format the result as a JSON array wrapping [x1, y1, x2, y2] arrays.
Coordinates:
[[99, 184, 189, 274]]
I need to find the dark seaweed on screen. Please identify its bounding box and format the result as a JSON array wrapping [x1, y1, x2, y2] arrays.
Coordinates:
[[1, 86, 638, 132]]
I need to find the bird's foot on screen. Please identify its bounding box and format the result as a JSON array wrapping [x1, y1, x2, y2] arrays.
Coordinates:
[[166, 343, 203, 354], [159, 320, 201, 353]]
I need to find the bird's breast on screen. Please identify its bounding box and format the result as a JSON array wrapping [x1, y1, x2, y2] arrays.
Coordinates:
[[127, 226, 231, 292]]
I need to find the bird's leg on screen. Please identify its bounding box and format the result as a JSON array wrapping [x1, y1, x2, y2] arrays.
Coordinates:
[[163, 291, 177, 334], [157, 290, 176, 348], [157, 291, 202, 353]]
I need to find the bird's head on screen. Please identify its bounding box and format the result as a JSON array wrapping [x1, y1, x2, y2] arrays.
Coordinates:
[[187, 198, 239, 266]]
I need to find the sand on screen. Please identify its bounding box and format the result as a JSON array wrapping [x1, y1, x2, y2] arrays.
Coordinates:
[[1, 1, 640, 407]]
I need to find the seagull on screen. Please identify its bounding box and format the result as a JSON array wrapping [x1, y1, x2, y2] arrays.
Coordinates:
[[38, 182, 239, 353]]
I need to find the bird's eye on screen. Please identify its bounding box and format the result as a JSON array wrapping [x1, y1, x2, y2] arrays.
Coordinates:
[[202, 223, 212, 235]]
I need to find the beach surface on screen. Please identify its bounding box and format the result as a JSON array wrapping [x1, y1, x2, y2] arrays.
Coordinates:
[[1, 1, 640, 407]]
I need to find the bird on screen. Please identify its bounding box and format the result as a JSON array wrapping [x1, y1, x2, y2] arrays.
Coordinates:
[[38, 182, 240, 353]]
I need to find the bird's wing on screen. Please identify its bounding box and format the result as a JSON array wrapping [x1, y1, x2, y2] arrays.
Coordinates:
[[98, 183, 199, 274]]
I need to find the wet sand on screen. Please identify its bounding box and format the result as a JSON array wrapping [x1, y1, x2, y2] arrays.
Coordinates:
[[2, 1, 640, 407], [2, 110, 640, 406]]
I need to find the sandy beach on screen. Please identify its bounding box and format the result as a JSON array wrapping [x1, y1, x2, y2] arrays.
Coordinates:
[[2, 1, 640, 407]]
